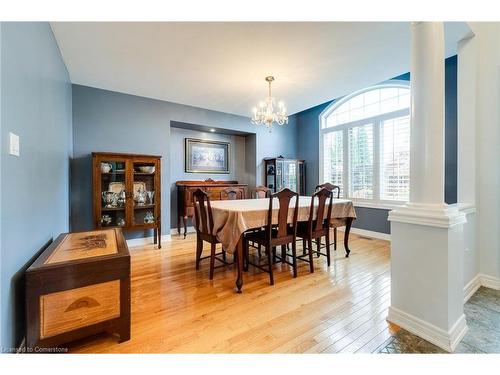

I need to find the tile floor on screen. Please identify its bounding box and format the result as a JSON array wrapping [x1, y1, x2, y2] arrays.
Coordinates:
[[376, 287, 500, 353]]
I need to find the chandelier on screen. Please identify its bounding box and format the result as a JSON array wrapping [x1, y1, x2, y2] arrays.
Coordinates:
[[251, 76, 288, 131]]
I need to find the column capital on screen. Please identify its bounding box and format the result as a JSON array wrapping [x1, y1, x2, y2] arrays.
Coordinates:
[[388, 203, 466, 228]]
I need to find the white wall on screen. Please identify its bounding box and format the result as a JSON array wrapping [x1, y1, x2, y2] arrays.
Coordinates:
[[457, 33, 480, 289], [467, 22, 500, 286]]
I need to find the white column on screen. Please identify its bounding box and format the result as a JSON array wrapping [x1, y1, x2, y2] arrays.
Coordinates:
[[387, 22, 467, 352], [409, 22, 445, 205]]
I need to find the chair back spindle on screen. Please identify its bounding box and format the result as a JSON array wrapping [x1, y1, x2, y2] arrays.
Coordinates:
[[253, 186, 272, 199], [308, 188, 333, 233], [267, 188, 299, 239], [315, 182, 340, 199], [193, 189, 214, 236], [220, 187, 242, 200]]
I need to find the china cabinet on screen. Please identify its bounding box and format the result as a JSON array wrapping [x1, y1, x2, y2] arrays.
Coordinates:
[[264, 157, 306, 195], [92, 152, 162, 248]]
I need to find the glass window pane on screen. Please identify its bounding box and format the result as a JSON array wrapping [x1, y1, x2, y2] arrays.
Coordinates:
[[363, 89, 380, 105], [349, 94, 364, 109], [323, 130, 344, 197], [324, 86, 410, 127], [380, 97, 399, 114], [336, 111, 349, 125], [380, 116, 410, 201], [381, 87, 398, 100], [348, 124, 374, 199], [349, 106, 364, 123]]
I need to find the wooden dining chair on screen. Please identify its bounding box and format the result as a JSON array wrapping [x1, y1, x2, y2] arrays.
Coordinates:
[[244, 188, 299, 285], [315, 182, 341, 251], [296, 187, 334, 270], [252, 186, 271, 198], [220, 187, 243, 200], [193, 188, 230, 279], [250, 186, 271, 257]]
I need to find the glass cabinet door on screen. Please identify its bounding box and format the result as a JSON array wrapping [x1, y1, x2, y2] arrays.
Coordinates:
[[276, 161, 283, 191], [282, 161, 297, 192], [131, 161, 157, 227], [98, 158, 128, 228], [266, 161, 276, 192]]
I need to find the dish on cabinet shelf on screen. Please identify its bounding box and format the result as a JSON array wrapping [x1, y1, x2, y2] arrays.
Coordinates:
[[108, 181, 147, 196], [137, 166, 155, 173]]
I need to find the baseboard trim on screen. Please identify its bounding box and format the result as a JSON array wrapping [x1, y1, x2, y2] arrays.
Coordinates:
[[170, 226, 196, 236], [463, 274, 481, 303], [338, 227, 391, 241], [126, 234, 171, 248], [479, 273, 500, 290], [463, 273, 500, 302], [387, 306, 468, 352]]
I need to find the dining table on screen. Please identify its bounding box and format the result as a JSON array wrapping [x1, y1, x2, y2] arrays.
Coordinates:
[[207, 196, 357, 293]]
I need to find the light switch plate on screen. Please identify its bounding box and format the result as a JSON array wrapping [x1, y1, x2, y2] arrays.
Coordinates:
[[9, 132, 20, 156]]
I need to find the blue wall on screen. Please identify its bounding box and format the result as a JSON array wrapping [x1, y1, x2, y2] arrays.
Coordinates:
[[71, 85, 296, 236], [0, 22, 73, 350], [169, 126, 252, 229], [292, 56, 458, 234]]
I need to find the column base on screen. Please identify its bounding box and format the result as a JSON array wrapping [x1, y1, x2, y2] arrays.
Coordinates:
[[388, 307, 468, 352], [388, 203, 467, 352]]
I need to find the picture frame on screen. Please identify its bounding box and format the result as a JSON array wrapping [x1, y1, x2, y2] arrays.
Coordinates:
[[185, 138, 230, 174]]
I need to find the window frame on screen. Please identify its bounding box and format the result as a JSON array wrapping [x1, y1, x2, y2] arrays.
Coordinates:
[[319, 81, 410, 209]]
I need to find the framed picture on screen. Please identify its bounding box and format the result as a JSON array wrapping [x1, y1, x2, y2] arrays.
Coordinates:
[[185, 138, 230, 174]]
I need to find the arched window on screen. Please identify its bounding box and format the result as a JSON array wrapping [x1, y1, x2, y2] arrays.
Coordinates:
[[319, 81, 410, 205]]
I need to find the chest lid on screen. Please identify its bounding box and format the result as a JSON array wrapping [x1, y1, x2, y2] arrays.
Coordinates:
[[44, 229, 118, 265], [28, 229, 128, 273]]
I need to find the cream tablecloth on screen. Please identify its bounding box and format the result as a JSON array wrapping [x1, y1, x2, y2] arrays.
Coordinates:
[[207, 196, 357, 253]]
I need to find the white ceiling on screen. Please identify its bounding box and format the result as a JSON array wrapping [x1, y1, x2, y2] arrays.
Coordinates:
[[51, 22, 469, 117]]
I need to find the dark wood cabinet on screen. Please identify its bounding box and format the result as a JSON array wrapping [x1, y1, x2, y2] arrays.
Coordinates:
[[92, 152, 162, 248], [176, 179, 247, 238], [26, 229, 130, 349], [264, 157, 306, 195]]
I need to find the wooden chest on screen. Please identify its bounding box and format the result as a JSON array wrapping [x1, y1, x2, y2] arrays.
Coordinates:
[[25, 229, 130, 350], [176, 180, 248, 238]]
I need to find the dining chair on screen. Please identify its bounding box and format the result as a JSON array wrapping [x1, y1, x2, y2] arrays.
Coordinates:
[[250, 186, 271, 257], [220, 187, 243, 200], [315, 182, 341, 251], [252, 186, 272, 198], [244, 188, 299, 285], [193, 188, 230, 279], [296, 187, 334, 270]]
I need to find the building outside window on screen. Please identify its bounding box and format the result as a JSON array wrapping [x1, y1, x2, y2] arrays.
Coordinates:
[[319, 81, 410, 207]]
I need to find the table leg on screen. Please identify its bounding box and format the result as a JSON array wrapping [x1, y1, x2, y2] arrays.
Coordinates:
[[344, 218, 353, 257], [235, 235, 244, 293], [183, 216, 188, 239]]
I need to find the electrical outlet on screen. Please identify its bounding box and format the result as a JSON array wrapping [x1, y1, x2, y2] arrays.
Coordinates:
[[9, 132, 20, 156]]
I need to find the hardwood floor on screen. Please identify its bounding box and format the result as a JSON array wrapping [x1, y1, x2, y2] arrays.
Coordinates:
[[68, 230, 399, 353]]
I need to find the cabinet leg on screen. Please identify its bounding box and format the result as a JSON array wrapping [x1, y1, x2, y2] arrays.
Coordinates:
[[183, 216, 187, 239], [177, 215, 181, 236], [158, 224, 162, 249], [154, 228, 158, 244]]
